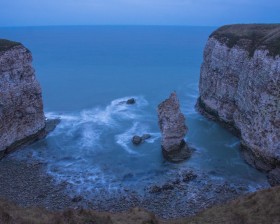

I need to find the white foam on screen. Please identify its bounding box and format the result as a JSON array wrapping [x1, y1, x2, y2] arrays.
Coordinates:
[[41, 96, 159, 193], [225, 140, 240, 148], [80, 124, 101, 148], [115, 122, 157, 154], [115, 122, 141, 154], [145, 132, 161, 143]]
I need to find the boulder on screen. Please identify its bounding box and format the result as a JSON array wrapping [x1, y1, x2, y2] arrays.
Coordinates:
[[132, 135, 142, 145], [157, 92, 191, 162], [126, 98, 136, 104], [132, 134, 152, 146]]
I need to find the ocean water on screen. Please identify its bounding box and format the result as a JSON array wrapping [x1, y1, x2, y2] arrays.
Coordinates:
[[0, 26, 268, 198]]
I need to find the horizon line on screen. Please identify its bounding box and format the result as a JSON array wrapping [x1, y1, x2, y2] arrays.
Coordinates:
[[0, 24, 230, 29]]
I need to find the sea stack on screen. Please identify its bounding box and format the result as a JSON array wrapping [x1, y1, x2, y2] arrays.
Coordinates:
[[0, 39, 52, 158], [196, 24, 280, 185], [158, 92, 191, 162]]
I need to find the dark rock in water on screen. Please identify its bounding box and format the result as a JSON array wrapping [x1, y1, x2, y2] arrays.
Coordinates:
[[141, 134, 151, 140], [132, 135, 142, 145], [268, 168, 280, 186], [158, 92, 192, 162], [126, 98, 136, 104], [132, 134, 152, 145], [44, 119, 61, 134]]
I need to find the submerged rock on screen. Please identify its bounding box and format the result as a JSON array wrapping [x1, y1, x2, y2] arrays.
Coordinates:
[[132, 136, 142, 145], [141, 134, 151, 140], [126, 98, 136, 104], [158, 92, 191, 162], [0, 39, 58, 158], [132, 134, 152, 145], [196, 24, 280, 185]]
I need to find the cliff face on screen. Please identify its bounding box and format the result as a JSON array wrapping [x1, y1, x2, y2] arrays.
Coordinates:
[[0, 39, 46, 158], [158, 92, 191, 162], [197, 25, 280, 184]]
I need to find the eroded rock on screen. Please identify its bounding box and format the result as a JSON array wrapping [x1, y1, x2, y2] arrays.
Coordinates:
[[196, 25, 280, 185], [0, 39, 58, 158], [158, 92, 192, 162]]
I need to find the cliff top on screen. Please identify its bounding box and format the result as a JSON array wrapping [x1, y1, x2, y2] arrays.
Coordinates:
[[0, 39, 21, 52], [210, 24, 280, 57]]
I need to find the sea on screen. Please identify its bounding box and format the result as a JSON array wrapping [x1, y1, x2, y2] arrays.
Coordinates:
[[0, 26, 269, 200]]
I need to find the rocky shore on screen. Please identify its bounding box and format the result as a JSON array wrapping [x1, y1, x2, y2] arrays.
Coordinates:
[[0, 152, 267, 220], [0, 28, 278, 222]]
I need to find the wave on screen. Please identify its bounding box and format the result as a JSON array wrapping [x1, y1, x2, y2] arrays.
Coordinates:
[[45, 95, 149, 139], [115, 122, 160, 154]]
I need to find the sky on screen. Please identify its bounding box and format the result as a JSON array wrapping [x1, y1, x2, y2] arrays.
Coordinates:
[[0, 0, 280, 26]]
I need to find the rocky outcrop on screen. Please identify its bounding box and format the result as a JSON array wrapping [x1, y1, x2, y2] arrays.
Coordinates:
[[0, 39, 55, 158], [126, 98, 136, 105], [132, 134, 151, 145], [196, 24, 280, 184], [158, 92, 191, 162], [132, 135, 142, 145]]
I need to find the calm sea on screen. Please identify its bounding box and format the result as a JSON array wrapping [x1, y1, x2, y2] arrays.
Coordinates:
[[0, 26, 268, 196]]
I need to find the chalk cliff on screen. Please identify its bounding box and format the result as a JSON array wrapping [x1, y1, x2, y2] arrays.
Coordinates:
[[158, 92, 191, 162], [0, 39, 51, 158], [197, 24, 280, 185]]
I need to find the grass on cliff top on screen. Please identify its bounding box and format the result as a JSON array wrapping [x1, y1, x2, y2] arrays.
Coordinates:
[[210, 24, 280, 57], [0, 39, 21, 52], [1, 186, 280, 224], [169, 185, 280, 224]]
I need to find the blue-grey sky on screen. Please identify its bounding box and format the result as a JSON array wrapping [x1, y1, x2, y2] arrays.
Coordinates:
[[1, 0, 280, 26]]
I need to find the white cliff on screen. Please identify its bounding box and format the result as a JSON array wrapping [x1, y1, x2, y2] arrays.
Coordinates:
[[197, 25, 280, 185], [0, 39, 54, 158]]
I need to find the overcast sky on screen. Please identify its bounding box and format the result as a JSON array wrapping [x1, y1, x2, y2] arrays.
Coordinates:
[[1, 0, 280, 26]]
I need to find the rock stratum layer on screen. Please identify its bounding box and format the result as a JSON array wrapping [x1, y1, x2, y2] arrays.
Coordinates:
[[158, 92, 191, 162], [197, 24, 280, 185], [0, 39, 47, 158]]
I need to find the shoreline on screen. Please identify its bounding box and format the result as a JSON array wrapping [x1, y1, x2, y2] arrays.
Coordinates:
[[0, 152, 269, 220]]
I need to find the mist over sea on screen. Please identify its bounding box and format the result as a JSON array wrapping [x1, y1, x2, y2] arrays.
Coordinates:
[[0, 26, 269, 204]]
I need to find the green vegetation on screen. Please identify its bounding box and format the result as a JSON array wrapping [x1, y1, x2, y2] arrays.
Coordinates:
[[210, 24, 280, 57], [0, 39, 21, 52], [1, 186, 280, 223]]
